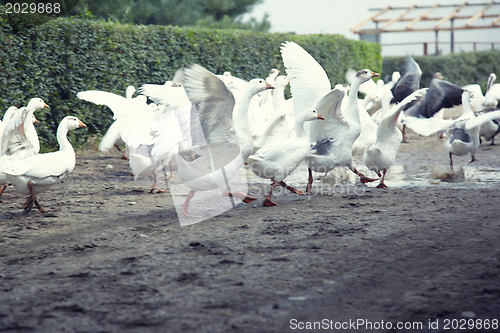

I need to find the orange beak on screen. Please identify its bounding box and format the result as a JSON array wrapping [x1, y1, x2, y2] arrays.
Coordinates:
[[371, 71, 380, 78], [34, 117, 40, 124], [265, 82, 275, 90], [317, 114, 325, 120], [43, 102, 50, 109], [78, 120, 87, 128]]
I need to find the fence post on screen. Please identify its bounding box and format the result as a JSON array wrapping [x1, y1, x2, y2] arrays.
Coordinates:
[[435, 30, 439, 55]]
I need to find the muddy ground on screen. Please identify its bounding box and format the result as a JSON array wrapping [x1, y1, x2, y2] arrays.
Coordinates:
[[1, 129, 500, 333]]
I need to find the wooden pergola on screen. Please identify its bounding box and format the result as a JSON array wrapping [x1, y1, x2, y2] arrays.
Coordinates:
[[351, 1, 500, 54]]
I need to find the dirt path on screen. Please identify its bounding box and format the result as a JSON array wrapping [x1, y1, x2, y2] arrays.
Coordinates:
[[1, 130, 500, 332]]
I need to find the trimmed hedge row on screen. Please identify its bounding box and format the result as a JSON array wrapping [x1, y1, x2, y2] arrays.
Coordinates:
[[383, 50, 500, 91], [0, 12, 382, 150]]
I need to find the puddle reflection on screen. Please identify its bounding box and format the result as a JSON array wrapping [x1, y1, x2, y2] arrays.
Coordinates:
[[244, 162, 500, 190]]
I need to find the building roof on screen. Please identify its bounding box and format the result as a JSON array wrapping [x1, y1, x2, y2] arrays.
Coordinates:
[[352, 1, 500, 35]]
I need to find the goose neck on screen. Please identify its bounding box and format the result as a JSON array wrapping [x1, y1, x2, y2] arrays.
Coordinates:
[[294, 117, 308, 138], [272, 86, 285, 111], [348, 79, 362, 106], [233, 88, 256, 132], [57, 123, 73, 152]]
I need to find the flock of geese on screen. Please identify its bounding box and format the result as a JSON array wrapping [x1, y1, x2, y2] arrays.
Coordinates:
[[2, 41, 500, 217]]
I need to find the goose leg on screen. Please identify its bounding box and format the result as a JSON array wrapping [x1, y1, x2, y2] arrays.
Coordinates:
[[149, 170, 167, 193], [0, 182, 10, 201], [376, 170, 388, 188], [164, 164, 179, 180], [401, 124, 408, 143], [23, 181, 48, 213], [349, 167, 378, 183], [114, 143, 122, 152], [449, 152, 454, 170], [223, 191, 257, 203], [181, 190, 199, 218], [169, 164, 175, 179], [263, 181, 279, 207], [34, 199, 48, 213], [306, 168, 314, 194], [280, 181, 303, 195], [469, 155, 476, 164]]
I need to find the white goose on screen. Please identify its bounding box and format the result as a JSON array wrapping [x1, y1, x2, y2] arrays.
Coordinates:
[[182, 64, 274, 161], [443, 91, 500, 169], [483, 73, 500, 108], [77, 86, 148, 156], [462, 73, 494, 111], [0, 99, 49, 199], [1, 98, 49, 156], [363, 89, 426, 188], [257, 68, 280, 108], [280, 41, 379, 192], [139, 80, 201, 155], [253, 75, 293, 153], [466, 73, 500, 144], [215, 71, 248, 103], [5, 116, 86, 213], [249, 70, 283, 141], [0, 106, 19, 148], [172, 64, 274, 217], [247, 108, 324, 206], [125, 103, 179, 192], [405, 90, 500, 169]]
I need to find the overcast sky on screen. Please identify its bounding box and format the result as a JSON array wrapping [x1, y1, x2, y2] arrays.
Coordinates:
[[243, 0, 500, 56]]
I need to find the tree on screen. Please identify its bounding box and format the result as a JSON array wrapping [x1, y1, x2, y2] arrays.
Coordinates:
[[76, 0, 270, 31]]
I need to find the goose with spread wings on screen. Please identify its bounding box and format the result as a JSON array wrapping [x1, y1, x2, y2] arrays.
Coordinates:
[[170, 64, 275, 217], [280, 41, 380, 193]]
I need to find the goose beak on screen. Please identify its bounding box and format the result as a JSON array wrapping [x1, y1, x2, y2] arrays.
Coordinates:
[[317, 113, 325, 120], [265, 82, 275, 90], [34, 117, 40, 124], [371, 71, 380, 78], [43, 102, 50, 109], [78, 120, 87, 128]]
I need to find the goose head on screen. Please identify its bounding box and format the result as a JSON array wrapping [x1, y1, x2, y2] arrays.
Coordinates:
[[434, 72, 444, 80], [274, 75, 290, 89], [355, 69, 380, 84], [392, 71, 401, 83], [299, 108, 324, 123], [267, 68, 280, 80], [222, 72, 234, 86], [247, 78, 275, 95], [63, 116, 87, 130], [126, 86, 136, 99], [26, 98, 50, 110], [487, 73, 497, 91]]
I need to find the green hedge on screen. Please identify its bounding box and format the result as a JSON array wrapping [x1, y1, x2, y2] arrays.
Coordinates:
[[0, 11, 382, 150], [383, 50, 500, 91]]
